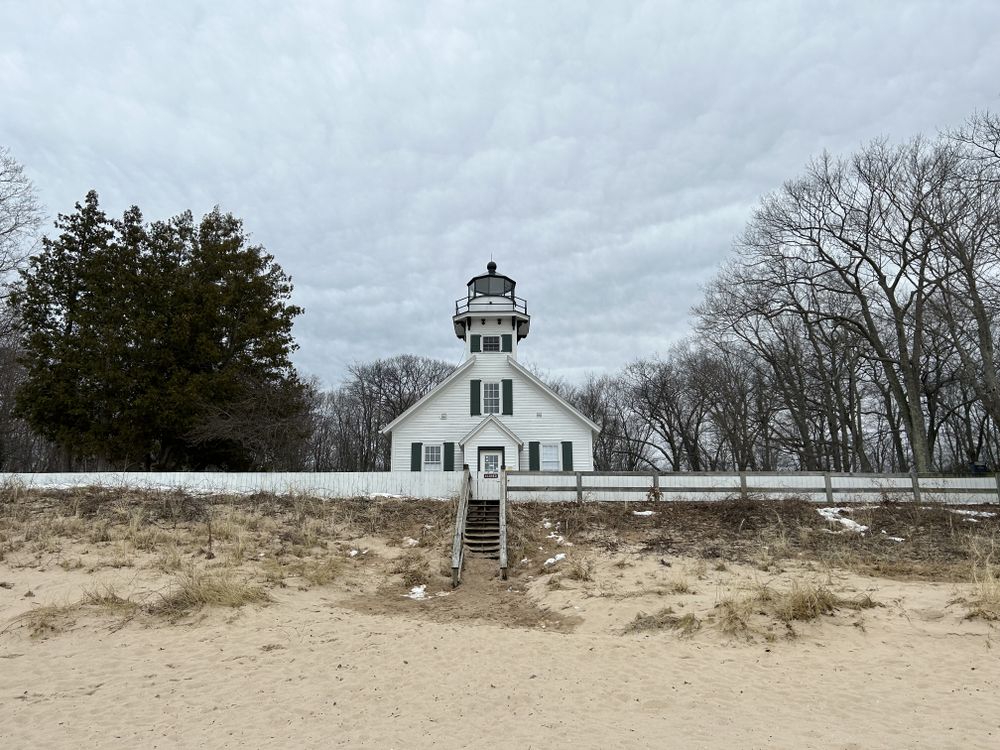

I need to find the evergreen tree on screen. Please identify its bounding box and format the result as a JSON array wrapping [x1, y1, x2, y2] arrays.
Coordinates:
[[10, 191, 307, 469]]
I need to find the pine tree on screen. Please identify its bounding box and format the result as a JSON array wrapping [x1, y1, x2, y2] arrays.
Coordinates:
[[10, 191, 307, 469]]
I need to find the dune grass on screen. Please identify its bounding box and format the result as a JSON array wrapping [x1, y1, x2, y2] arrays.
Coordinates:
[[624, 607, 702, 636]]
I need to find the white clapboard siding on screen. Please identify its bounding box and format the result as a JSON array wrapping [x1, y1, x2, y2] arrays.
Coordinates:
[[389, 348, 594, 472]]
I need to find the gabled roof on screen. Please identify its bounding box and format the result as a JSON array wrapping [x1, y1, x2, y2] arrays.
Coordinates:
[[379, 357, 475, 434], [379, 354, 602, 435], [459, 415, 524, 448], [505, 356, 601, 433]]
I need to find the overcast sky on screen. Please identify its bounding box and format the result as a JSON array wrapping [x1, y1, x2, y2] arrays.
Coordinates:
[[2, 1, 999, 386]]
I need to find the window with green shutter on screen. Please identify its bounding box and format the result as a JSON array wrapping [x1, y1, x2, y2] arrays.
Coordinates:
[[410, 442, 423, 471], [561, 441, 574, 471], [529, 441, 540, 471], [470, 380, 481, 416], [470, 334, 481, 353], [443, 442, 455, 471], [501, 334, 512, 352], [501, 379, 513, 415]]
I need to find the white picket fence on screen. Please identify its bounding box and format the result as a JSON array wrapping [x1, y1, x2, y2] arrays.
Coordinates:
[[0, 471, 463, 500], [2, 470, 998, 505]]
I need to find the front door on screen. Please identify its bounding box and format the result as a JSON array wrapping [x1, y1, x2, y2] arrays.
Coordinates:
[[476, 447, 504, 500]]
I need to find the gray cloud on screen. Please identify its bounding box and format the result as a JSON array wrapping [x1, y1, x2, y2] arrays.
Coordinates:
[[2, 0, 999, 386]]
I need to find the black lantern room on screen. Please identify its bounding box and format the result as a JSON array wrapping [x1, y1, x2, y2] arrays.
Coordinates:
[[453, 262, 530, 341]]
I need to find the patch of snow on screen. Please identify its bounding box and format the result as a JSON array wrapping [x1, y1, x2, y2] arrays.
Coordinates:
[[542, 519, 553, 529], [817, 507, 869, 534], [348, 549, 359, 557], [370, 492, 404, 499], [964, 518, 980, 523], [402, 537, 419, 548], [404, 585, 427, 600], [633, 510, 655, 517], [543, 553, 567, 567], [546, 531, 573, 546], [950, 509, 997, 518], [880, 530, 905, 542]]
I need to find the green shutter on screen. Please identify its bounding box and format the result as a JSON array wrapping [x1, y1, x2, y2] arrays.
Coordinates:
[[470, 334, 481, 353], [529, 441, 540, 471], [501, 379, 513, 415], [443, 442, 455, 472], [470, 380, 481, 416], [561, 441, 574, 471], [501, 334, 512, 352], [410, 442, 423, 472]]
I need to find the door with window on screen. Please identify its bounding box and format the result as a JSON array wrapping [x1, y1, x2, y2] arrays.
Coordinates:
[[476, 447, 504, 500]]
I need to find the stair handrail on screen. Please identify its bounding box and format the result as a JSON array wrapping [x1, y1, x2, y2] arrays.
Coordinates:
[[451, 466, 472, 587], [498, 467, 508, 580]]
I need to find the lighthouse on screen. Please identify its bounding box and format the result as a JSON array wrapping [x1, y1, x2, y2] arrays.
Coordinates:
[[381, 262, 599, 487]]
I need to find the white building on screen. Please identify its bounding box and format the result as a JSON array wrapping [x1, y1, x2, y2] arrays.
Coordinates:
[[382, 262, 599, 481]]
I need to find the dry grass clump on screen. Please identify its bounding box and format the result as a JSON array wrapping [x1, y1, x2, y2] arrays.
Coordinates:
[[763, 581, 877, 622], [713, 580, 879, 639], [624, 607, 701, 636], [4, 603, 78, 638], [565, 558, 595, 581], [390, 551, 431, 588], [959, 535, 1000, 620], [150, 566, 271, 618], [264, 555, 342, 587]]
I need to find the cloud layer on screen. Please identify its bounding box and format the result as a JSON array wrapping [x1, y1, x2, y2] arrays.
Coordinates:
[[3, 1, 999, 385]]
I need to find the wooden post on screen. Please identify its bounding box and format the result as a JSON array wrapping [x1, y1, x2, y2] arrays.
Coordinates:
[[652, 472, 660, 501], [739, 471, 748, 500], [910, 468, 922, 504], [824, 472, 834, 505], [575, 471, 583, 504], [994, 472, 1000, 504]]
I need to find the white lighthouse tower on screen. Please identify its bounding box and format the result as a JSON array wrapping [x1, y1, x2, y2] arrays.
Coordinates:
[[453, 260, 530, 359]]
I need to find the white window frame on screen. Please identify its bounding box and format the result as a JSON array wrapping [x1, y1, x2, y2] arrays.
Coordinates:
[[482, 381, 501, 414], [541, 443, 561, 471], [482, 335, 501, 352], [423, 444, 443, 471]]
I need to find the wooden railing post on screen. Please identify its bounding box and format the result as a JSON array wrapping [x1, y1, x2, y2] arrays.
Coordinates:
[[910, 468, 922, 504], [824, 472, 834, 505], [739, 470, 748, 500], [575, 471, 583, 504]]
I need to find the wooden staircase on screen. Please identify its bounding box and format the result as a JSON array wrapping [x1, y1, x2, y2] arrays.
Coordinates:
[[463, 497, 501, 559], [451, 467, 508, 586]]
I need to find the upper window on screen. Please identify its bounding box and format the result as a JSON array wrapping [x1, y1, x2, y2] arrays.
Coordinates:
[[424, 444, 442, 471], [482, 335, 501, 352], [541, 443, 560, 471], [483, 382, 500, 414]]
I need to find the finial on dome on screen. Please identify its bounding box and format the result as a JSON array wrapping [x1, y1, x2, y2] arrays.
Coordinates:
[[487, 261, 497, 275]]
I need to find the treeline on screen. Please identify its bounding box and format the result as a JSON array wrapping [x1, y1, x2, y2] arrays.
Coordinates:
[[3, 112, 1000, 474], [568, 112, 1000, 473]]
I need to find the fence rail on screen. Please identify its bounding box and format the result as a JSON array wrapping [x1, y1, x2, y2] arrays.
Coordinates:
[[505, 470, 1000, 505]]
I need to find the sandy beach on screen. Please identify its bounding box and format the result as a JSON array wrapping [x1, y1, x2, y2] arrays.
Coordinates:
[[1, 490, 998, 748]]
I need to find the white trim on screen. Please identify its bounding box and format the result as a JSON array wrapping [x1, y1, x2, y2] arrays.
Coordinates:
[[482, 380, 501, 414], [423, 443, 443, 471], [541, 442, 561, 471], [380, 357, 476, 434], [459, 414, 524, 448], [505, 357, 601, 433]]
